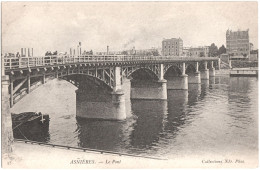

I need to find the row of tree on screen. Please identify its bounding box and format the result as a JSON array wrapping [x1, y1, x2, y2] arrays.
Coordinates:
[[208, 43, 226, 57], [121, 50, 159, 56], [45, 51, 58, 56], [45, 50, 93, 56]]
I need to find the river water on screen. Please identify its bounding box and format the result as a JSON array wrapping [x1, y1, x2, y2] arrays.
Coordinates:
[[11, 76, 258, 160]]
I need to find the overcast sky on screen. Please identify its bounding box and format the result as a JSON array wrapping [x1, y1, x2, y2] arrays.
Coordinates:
[[2, 2, 258, 56]]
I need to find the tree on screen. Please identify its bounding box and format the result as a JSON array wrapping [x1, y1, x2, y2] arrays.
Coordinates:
[[122, 51, 128, 55], [152, 50, 159, 56], [199, 52, 205, 57], [45, 51, 52, 56], [218, 45, 226, 55], [146, 51, 152, 56], [243, 54, 248, 58], [52, 51, 58, 55], [209, 43, 219, 57]]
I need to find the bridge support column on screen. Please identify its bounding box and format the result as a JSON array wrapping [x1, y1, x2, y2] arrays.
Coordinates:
[[76, 89, 126, 120], [188, 72, 201, 84], [209, 61, 215, 77], [167, 63, 188, 90], [131, 79, 167, 100], [158, 64, 167, 99], [122, 77, 132, 117], [42, 74, 46, 84], [167, 74, 188, 90], [200, 61, 209, 80], [27, 74, 30, 94], [200, 69, 209, 80], [188, 62, 201, 84], [10, 79, 13, 108], [113, 67, 121, 92], [76, 67, 126, 120], [55, 71, 59, 79], [218, 58, 221, 70], [131, 64, 167, 100], [1, 74, 14, 157]]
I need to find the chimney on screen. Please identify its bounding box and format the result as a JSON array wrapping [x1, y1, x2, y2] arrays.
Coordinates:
[[32, 48, 33, 57], [24, 48, 27, 57], [21, 48, 23, 57], [28, 48, 30, 57], [107, 45, 109, 55], [70, 48, 72, 56], [73, 49, 75, 55]]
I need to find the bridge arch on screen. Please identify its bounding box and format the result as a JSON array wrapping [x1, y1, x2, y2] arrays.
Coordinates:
[[164, 65, 182, 78], [10, 70, 115, 107], [127, 67, 159, 81], [185, 64, 197, 74], [61, 73, 114, 91]]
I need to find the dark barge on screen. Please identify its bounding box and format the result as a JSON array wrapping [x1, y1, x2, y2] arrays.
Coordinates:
[[12, 112, 50, 142]]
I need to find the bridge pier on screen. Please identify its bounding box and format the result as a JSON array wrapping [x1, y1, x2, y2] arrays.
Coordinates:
[[76, 67, 126, 120], [209, 76, 216, 85], [131, 79, 167, 100], [42, 74, 46, 84], [167, 63, 188, 90], [1, 74, 14, 155], [10, 79, 14, 108], [209, 61, 216, 77], [188, 62, 201, 84], [200, 61, 209, 80], [167, 75, 188, 90], [200, 69, 209, 80], [76, 89, 126, 120], [131, 64, 167, 100], [122, 77, 132, 117], [188, 72, 201, 84]]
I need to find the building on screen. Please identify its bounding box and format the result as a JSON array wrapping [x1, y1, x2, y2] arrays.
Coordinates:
[[250, 43, 254, 51], [188, 46, 209, 57], [162, 38, 183, 56], [182, 47, 190, 57], [226, 29, 250, 57]]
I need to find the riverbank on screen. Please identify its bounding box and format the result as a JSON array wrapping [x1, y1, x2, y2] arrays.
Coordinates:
[[215, 69, 230, 76], [3, 141, 258, 168], [3, 141, 165, 168]]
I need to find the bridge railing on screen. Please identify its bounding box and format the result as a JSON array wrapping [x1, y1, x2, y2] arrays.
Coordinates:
[[4, 55, 218, 70]]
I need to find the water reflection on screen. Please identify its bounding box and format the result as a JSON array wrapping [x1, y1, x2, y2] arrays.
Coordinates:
[[200, 79, 209, 100], [76, 117, 135, 152], [163, 90, 188, 135], [188, 84, 201, 105], [209, 77, 216, 88], [130, 100, 167, 152]]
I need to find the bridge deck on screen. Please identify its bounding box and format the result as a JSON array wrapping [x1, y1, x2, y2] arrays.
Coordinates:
[[4, 55, 219, 72]]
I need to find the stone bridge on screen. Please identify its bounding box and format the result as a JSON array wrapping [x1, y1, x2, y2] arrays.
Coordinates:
[[3, 55, 220, 120]]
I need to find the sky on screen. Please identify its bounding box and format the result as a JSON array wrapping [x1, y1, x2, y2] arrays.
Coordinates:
[[2, 2, 258, 56]]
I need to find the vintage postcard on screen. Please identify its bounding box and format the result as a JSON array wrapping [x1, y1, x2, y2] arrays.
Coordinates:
[[1, 1, 258, 168]]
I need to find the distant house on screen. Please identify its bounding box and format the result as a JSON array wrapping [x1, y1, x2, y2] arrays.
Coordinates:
[[226, 29, 250, 57], [188, 46, 209, 57], [162, 38, 183, 56]]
